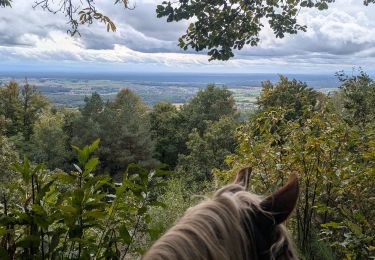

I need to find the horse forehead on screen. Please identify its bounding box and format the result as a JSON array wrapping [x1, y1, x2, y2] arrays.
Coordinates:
[[216, 185, 263, 205]]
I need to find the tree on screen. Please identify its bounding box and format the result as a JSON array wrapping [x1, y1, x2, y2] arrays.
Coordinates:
[[336, 70, 375, 127], [0, 141, 170, 259], [0, 0, 129, 36], [150, 101, 182, 168], [150, 86, 238, 169], [257, 76, 324, 121], [178, 116, 237, 183], [217, 79, 375, 258], [0, 81, 48, 141], [72, 92, 104, 150], [2, 0, 373, 59], [157, 0, 375, 60], [181, 84, 238, 135], [20, 83, 49, 141], [72, 90, 157, 178], [0, 135, 19, 185], [0, 81, 22, 137], [105, 89, 157, 175], [31, 110, 70, 169]]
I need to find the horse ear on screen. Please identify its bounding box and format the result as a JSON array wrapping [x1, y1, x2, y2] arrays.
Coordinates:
[[234, 167, 252, 189], [260, 174, 299, 225]]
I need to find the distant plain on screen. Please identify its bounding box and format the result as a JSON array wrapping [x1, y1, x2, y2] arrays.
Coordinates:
[[0, 72, 340, 109]]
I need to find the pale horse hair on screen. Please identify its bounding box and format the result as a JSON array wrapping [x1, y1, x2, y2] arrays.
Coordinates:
[[143, 167, 299, 260]]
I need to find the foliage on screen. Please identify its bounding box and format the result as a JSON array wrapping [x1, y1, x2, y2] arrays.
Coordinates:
[[319, 123, 375, 259], [72, 90, 157, 179], [0, 81, 49, 141], [2, 0, 375, 59], [0, 136, 19, 185], [30, 110, 70, 170], [0, 0, 129, 36], [150, 101, 182, 168], [157, 0, 374, 60], [20, 83, 50, 141], [150, 85, 238, 170], [336, 70, 375, 127], [146, 177, 193, 246], [180, 84, 237, 135], [0, 81, 22, 137], [178, 116, 238, 183], [0, 140, 171, 259], [1, 77, 374, 259], [257, 76, 324, 121], [0, 0, 11, 7], [219, 81, 375, 259]]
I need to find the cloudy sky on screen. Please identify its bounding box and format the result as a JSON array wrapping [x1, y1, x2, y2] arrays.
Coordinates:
[[0, 0, 375, 74]]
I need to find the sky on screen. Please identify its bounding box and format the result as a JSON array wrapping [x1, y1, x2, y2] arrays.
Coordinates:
[[0, 0, 375, 74]]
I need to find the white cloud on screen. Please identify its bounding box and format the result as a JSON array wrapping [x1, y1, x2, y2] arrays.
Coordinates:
[[1, 0, 375, 73]]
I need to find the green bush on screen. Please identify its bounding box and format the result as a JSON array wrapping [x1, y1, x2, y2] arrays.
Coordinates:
[[0, 140, 171, 259]]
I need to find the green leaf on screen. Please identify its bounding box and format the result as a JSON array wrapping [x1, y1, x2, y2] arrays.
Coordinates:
[[16, 235, 40, 248], [321, 221, 342, 229], [119, 225, 131, 244], [346, 221, 363, 236], [148, 227, 163, 241], [89, 139, 100, 153], [148, 200, 166, 208], [138, 206, 147, 215], [153, 169, 174, 178], [84, 157, 99, 176]]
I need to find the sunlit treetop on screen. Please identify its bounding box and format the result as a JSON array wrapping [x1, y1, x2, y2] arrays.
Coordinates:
[[1, 0, 374, 59]]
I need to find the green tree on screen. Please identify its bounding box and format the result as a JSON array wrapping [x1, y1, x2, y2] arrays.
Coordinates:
[[72, 92, 104, 150], [157, 0, 375, 60], [0, 81, 22, 137], [30, 110, 70, 169], [178, 116, 237, 183], [0, 135, 19, 185], [150, 85, 238, 169], [59, 107, 82, 168], [257, 76, 323, 121], [336, 70, 375, 127], [20, 83, 49, 141], [150, 101, 182, 167], [72, 90, 157, 178], [220, 85, 375, 259], [2, 0, 374, 59], [0, 81, 48, 141], [0, 140, 171, 259], [106, 89, 157, 174], [181, 84, 238, 135]]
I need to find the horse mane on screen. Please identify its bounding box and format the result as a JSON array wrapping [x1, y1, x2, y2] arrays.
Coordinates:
[[143, 183, 298, 260]]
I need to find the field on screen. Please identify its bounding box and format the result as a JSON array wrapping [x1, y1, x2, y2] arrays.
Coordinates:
[[0, 72, 339, 110]]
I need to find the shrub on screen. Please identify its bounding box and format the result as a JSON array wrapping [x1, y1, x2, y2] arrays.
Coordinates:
[[0, 140, 171, 259]]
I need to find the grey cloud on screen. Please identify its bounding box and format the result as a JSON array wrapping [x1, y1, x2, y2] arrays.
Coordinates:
[[76, 1, 186, 52], [0, 2, 66, 47], [1, 0, 375, 72], [96, 1, 189, 41], [80, 26, 180, 52], [233, 2, 375, 64], [0, 0, 184, 53]]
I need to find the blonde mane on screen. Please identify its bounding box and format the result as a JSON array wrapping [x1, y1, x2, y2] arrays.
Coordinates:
[[143, 180, 298, 260]]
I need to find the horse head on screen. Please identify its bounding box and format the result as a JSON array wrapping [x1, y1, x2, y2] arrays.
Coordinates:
[[144, 167, 299, 260]]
